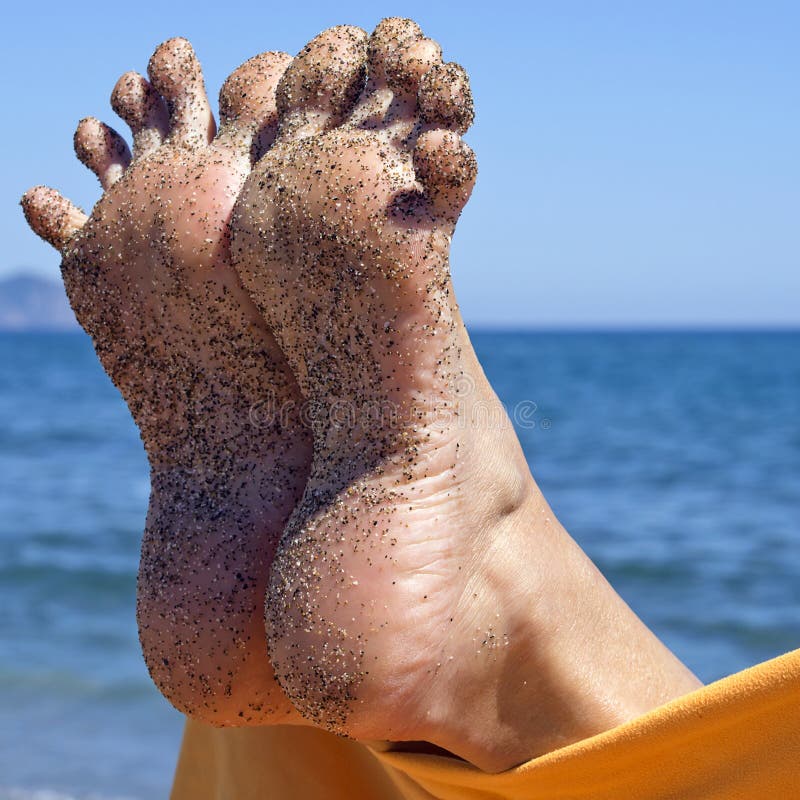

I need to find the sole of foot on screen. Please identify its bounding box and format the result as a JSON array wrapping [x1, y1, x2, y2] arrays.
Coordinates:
[[232, 18, 702, 770], [22, 38, 312, 726]]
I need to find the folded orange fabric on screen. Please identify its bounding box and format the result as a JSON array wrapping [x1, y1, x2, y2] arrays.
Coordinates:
[[171, 648, 800, 799]]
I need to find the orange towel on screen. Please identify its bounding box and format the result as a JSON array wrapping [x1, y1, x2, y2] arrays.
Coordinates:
[[171, 648, 800, 799]]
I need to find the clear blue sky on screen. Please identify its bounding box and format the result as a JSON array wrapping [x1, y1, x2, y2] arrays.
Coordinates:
[[4, 0, 799, 326]]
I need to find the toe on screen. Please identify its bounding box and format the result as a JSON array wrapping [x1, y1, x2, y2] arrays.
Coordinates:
[[21, 186, 88, 252], [74, 117, 131, 189], [275, 25, 367, 141], [412, 129, 477, 223], [418, 62, 474, 135], [147, 38, 216, 147], [111, 71, 169, 158], [217, 51, 293, 162], [368, 17, 442, 94]]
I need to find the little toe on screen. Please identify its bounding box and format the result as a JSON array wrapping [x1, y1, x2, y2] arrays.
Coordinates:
[[73, 117, 131, 189], [111, 71, 169, 158], [418, 62, 474, 135], [412, 129, 477, 223], [368, 17, 442, 94], [21, 186, 88, 252], [147, 38, 216, 147], [217, 51, 293, 162], [275, 25, 367, 141]]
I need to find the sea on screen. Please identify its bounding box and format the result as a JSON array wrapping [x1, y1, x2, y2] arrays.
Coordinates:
[[1, 330, 798, 799]]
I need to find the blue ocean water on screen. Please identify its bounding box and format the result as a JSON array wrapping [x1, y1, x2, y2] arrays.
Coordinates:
[[0, 330, 798, 798]]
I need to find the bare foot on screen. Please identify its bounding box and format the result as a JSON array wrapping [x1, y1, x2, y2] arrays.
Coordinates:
[[21, 39, 312, 726], [232, 18, 701, 769]]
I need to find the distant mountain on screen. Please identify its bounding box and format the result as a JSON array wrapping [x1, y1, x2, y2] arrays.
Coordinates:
[[0, 274, 79, 331]]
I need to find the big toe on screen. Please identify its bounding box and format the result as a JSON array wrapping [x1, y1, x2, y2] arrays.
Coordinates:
[[275, 25, 367, 142], [217, 51, 293, 161], [148, 37, 215, 147]]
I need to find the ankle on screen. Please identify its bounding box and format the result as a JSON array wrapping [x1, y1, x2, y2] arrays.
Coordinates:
[[421, 493, 701, 772]]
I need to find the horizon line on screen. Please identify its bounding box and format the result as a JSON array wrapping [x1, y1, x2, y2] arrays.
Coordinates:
[[4, 325, 798, 335]]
